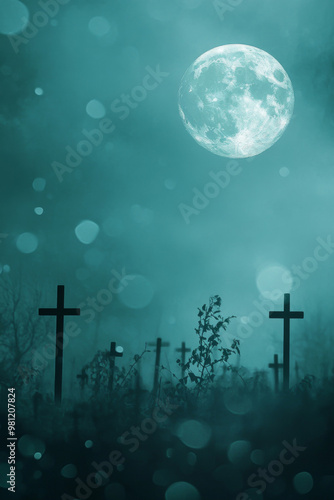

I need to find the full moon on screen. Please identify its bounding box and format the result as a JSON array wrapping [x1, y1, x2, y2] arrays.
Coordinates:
[[178, 44, 294, 158]]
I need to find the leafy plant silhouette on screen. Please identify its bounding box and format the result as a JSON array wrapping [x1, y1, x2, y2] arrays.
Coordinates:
[[164, 295, 240, 399], [81, 348, 148, 399]]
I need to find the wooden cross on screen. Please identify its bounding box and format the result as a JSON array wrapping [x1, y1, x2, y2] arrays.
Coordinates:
[[77, 367, 88, 391], [39, 285, 80, 405], [175, 342, 190, 379], [148, 338, 170, 393], [269, 293, 304, 391], [108, 342, 123, 392], [268, 354, 284, 393]]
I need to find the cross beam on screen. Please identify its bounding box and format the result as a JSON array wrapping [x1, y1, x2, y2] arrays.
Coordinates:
[[269, 293, 304, 391], [176, 342, 191, 379], [148, 338, 170, 393], [268, 354, 284, 393], [39, 285, 80, 405]]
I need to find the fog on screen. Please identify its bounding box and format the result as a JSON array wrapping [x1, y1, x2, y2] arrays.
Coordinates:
[[0, 0, 333, 394]]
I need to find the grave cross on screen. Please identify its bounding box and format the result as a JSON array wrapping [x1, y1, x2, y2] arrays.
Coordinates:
[[77, 368, 88, 391], [39, 285, 80, 405], [175, 342, 191, 379], [295, 361, 300, 382], [108, 342, 123, 392], [148, 338, 170, 394], [268, 354, 284, 393], [269, 293, 304, 391]]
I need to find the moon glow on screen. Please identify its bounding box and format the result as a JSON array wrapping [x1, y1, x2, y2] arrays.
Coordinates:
[[178, 44, 294, 158]]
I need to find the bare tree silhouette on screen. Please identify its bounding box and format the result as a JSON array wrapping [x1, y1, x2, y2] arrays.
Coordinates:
[[0, 274, 50, 388]]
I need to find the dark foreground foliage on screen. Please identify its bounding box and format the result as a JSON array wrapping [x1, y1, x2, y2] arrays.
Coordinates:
[[0, 297, 332, 500], [2, 381, 334, 500]]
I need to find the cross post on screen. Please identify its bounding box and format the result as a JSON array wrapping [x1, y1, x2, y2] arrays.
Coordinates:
[[39, 285, 80, 405], [268, 354, 284, 393], [269, 293, 304, 391], [148, 338, 170, 393], [175, 342, 190, 379], [295, 361, 300, 382], [77, 367, 88, 391], [109, 342, 123, 392]]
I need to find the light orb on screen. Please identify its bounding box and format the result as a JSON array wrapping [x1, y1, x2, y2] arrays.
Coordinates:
[[0, 0, 29, 35], [256, 264, 292, 301]]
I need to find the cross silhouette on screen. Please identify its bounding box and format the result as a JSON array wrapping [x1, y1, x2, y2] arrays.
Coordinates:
[[268, 354, 284, 393], [269, 293, 304, 391], [109, 342, 123, 392], [39, 285, 80, 405], [176, 342, 191, 379], [77, 367, 88, 391], [148, 337, 170, 393], [295, 361, 300, 382]]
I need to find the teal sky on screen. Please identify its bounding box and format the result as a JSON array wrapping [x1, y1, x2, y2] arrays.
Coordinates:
[[0, 0, 333, 393]]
